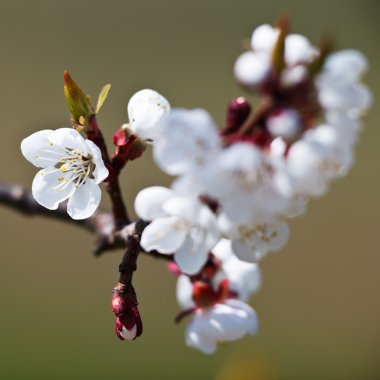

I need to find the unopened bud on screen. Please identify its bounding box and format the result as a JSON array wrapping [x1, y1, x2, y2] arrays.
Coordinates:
[[234, 52, 271, 88], [112, 283, 143, 341], [127, 89, 171, 142], [225, 97, 251, 133]]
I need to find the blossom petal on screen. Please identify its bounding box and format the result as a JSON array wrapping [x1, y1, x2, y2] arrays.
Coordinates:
[[185, 313, 217, 354], [206, 302, 256, 341], [134, 186, 174, 220], [162, 196, 200, 220], [67, 179, 101, 220], [225, 299, 258, 335], [21, 129, 64, 168], [174, 236, 209, 275], [85, 139, 109, 183], [32, 167, 76, 210], [212, 239, 261, 301], [140, 216, 186, 254], [176, 275, 194, 310], [48, 128, 89, 155], [231, 239, 266, 263], [153, 108, 221, 176]]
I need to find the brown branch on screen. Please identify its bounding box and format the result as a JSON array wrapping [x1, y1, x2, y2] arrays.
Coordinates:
[[86, 115, 130, 228], [118, 220, 146, 285], [0, 181, 173, 261], [0, 181, 95, 231]]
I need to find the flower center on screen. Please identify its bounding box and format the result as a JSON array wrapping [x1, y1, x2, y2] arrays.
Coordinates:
[[56, 148, 95, 188]]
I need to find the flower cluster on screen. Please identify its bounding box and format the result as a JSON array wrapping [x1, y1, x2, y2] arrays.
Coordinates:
[[19, 19, 371, 354], [174, 239, 261, 354], [133, 22, 371, 352]]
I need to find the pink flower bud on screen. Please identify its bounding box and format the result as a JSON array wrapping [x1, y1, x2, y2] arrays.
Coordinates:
[[112, 283, 143, 341]]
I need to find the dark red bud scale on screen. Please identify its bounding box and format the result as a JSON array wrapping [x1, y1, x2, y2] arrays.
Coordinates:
[[222, 97, 251, 136]]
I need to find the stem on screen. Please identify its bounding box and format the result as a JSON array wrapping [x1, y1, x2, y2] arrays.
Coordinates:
[[87, 114, 130, 228], [118, 220, 147, 287], [0, 181, 173, 261]]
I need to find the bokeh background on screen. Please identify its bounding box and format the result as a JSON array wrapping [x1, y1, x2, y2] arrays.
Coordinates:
[[0, 0, 379, 379]]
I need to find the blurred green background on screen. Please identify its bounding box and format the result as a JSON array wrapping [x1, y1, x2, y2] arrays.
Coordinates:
[[0, 0, 379, 379]]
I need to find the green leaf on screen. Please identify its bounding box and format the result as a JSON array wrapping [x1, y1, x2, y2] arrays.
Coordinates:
[[95, 84, 111, 114], [63, 70, 93, 123], [271, 16, 289, 74], [309, 36, 334, 76]]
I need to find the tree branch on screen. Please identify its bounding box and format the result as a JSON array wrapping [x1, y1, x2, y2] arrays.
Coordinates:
[[0, 180, 173, 260], [86, 115, 130, 229], [0, 181, 95, 230]]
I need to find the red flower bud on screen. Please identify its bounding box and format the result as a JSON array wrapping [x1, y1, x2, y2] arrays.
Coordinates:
[[112, 283, 143, 341], [223, 97, 251, 135]]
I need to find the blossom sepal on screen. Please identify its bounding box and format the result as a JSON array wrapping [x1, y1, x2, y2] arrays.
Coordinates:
[[112, 125, 147, 169]]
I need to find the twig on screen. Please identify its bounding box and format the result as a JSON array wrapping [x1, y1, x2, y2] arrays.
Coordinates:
[[0, 181, 173, 261], [86, 114, 130, 228], [0, 181, 95, 230]]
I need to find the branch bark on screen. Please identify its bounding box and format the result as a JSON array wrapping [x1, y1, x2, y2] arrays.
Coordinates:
[[0, 180, 173, 260], [87, 115, 130, 228]]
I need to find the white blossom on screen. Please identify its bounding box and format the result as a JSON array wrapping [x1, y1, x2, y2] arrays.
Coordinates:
[[267, 108, 301, 139], [323, 50, 368, 82], [284, 34, 317, 66], [235, 24, 318, 86], [316, 50, 372, 115], [219, 216, 290, 263], [234, 52, 271, 87], [21, 128, 108, 219], [185, 299, 258, 354], [202, 142, 291, 224], [176, 239, 261, 308], [127, 89, 171, 141], [212, 239, 261, 301], [251, 24, 279, 53], [153, 108, 222, 176], [274, 124, 354, 198], [135, 186, 220, 275]]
